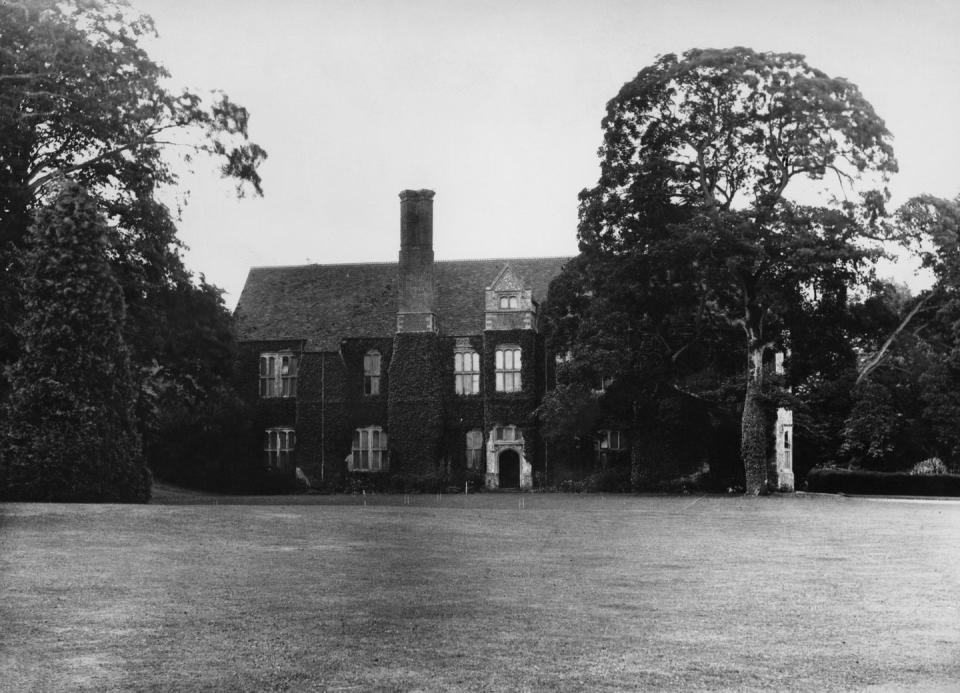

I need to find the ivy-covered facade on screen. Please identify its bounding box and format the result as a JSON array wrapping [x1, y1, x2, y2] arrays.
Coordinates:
[[234, 189, 570, 489]]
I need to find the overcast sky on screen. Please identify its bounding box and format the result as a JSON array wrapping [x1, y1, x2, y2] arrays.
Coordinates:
[[136, 0, 960, 308]]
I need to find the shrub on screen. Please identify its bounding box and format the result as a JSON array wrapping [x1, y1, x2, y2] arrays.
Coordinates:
[[910, 457, 948, 476], [584, 466, 631, 493], [336, 470, 456, 494], [632, 470, 727, 494], [807, 468, 960, 496], [145, 384, 254, 492]]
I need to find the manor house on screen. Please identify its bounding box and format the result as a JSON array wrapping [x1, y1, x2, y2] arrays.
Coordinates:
[[234, 189, 577, 489]]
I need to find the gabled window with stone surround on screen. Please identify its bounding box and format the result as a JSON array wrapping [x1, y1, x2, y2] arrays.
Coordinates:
[[363, 350, 381, 395], [351, 426, 387, 471], [259, 352, 298, 398], [454, 350, 480, 395], [264, 427, 295, 469], [484, 265, 537, 332], [495, 346, 522, 392]]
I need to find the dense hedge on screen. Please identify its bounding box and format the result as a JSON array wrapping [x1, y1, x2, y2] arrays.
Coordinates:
[[807, 468, 960, 496]]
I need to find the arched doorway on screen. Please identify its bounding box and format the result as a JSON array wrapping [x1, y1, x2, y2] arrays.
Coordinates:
[[499, 449, 520, 489]]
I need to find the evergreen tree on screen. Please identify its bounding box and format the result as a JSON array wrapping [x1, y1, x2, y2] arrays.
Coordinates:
[[0, 182, 150, 501]]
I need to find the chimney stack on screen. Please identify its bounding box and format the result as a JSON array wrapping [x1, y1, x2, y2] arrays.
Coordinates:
[[396, 189, 437, 333], [400, 189, 434, 250]]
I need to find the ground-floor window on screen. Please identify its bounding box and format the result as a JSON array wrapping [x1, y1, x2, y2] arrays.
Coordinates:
[[351, 426, 387, 471], [265, 428, 295, 469], [466, 429, 484, 469], [597, 429, 624, 451], [595, 429, 625, 467]]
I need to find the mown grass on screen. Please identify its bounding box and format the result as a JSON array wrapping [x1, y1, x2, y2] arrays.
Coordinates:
[[1, 492, 959, 691]]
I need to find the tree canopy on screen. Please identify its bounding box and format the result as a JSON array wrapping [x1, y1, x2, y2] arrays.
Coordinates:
[[0, 0, 265, 247], [0, 0, 266, 363], [550, 47, 899, 493], [841, 194, 960, 470], [0, 0, 266, 497]]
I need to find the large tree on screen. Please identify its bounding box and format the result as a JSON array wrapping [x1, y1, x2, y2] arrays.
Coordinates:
[[0, 0, 265, 492], [1, 182, 149, 501], [0, 0, 264, 238], [0, 0, 265, 360], [570, 48, 897, 493]]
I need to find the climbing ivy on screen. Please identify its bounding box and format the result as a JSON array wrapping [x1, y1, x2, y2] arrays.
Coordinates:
[[387, 333, 444, 476]]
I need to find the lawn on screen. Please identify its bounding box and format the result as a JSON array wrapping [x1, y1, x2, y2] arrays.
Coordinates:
[[1, 491, 959, 691]]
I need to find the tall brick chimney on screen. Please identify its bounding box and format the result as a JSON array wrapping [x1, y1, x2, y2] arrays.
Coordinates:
[[389, 189, 443, 476], [396, 189, 437, 333]]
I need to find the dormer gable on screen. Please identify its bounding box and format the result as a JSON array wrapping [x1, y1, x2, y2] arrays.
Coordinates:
[[489, 264, 526, 293], [485, 263, 538, 332]]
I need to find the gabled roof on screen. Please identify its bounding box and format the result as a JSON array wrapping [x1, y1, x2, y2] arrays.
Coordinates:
[[488, 264, 527, 293], [235, 257, 571, 351]]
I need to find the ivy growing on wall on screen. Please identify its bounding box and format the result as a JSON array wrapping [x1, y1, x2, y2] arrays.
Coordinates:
[[483, 329, 545, 473], [387, 332, 444, 476], [439, 335, 485, 483]]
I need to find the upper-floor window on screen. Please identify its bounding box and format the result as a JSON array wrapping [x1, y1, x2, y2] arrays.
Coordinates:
[[597, 429, 624, 451], [499, 295, 519, 310], [364, 350, 381, 395], [493, 425, 521, 442], [351, 426, 387, 472], [495, 346, 521, 392], [455, 350, 480, 395], [466, 429, 484, 468], [260, 352, 298, 398], [264, 427, 295, 469]]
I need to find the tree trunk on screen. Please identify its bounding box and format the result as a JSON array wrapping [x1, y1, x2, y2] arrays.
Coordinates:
[[742, 342, 770, 494]]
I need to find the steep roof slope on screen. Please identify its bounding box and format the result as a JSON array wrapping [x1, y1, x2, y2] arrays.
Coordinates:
[[235, 257, 571, 351]]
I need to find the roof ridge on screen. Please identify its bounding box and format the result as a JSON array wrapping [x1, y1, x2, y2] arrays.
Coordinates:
[[248, 260, 397, 271], [438, 255, 573, 264], [248, 255, 573, 272]]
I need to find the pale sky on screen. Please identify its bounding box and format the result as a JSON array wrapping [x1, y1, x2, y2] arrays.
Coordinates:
[[136, 0, 960, 308]]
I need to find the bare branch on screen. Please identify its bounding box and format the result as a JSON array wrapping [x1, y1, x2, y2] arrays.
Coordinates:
[[856, 294, 932, 385]]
